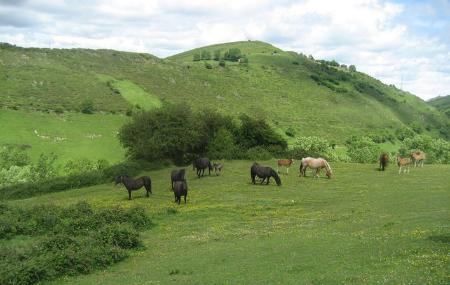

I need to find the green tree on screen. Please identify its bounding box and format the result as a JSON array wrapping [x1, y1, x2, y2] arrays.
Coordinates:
[[349, 65, 357, 72], [201, 50, 211, 60], [213, 49, 221, 61], [237, 114, 287, 149], [345, 136, 379, 163], [224, 48, 242, 61], [193, 53, 201, 61]]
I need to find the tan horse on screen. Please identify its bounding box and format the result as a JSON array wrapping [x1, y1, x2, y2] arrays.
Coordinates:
[[277, 158, 294, 174], [299, 157, 332, 178], [397, 155, 411, 174], [410, 151, 426, 167]]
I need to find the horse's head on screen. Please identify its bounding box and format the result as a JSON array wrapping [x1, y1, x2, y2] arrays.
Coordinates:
[[272, 170, 282, 186], [290, 158, 295, 165], [114, 175, 123, 185], [325, 170, 332, 179]]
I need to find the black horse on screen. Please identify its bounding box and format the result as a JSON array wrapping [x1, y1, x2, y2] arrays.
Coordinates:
[[115, 175, 152, 200], [171, 169, 186, 190], [251, 162, 281, 186], [379, 153, 389, 171], [192, 157, 213, 178], [173, 180, 188, 204]]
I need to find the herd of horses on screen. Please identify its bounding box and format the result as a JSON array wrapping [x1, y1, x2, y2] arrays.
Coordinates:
[[115, 150, 427, 202]]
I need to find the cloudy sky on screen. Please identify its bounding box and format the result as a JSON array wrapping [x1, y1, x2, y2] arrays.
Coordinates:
[[1, 0, 449, 100]]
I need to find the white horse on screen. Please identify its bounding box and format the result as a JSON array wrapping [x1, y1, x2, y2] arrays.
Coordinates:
[[299, 157, 332, 179]]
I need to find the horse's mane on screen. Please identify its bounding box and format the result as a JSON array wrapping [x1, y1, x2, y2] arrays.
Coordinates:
[[323, 160, 332, 174]]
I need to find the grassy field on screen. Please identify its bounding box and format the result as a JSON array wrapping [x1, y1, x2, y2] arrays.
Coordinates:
[[5, 161, 449, 284], [0, 109, 127, 162]]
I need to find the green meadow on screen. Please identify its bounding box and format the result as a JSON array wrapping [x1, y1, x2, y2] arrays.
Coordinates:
[[5, 161, 449, 285], [0, 109, 127, 162]]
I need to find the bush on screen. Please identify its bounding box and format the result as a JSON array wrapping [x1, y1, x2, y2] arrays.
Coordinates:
[[292, 136, 333, 159], [204, 62, 213, 69], [219, 60, 226, 67], [245, 146, 273, 160], [399, 135, 450, 164], [80, 99, 95, 114], [0, 202, 151, 285], [346, 136, 380, 163]]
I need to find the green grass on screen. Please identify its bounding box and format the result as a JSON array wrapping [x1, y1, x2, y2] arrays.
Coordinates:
[[0, 109, 127, 163], [5, 161, 449, 284], [97, 74, 162, 110]]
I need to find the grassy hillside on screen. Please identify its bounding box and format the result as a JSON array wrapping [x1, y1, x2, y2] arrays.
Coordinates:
[[3, 161, 449, 284], [428, 95, 450, 118], [1, 41, 449, 144], [0, 109, 127, 162]]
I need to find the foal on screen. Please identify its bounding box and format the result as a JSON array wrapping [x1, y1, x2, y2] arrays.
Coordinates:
[[277, 158, 294, 174], [396, 155, 411, 174]]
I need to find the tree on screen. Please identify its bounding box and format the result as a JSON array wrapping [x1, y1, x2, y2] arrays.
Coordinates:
[[213, 50, 221, 61], [193, 53, 201, 61], [349, 65, 356, 72], [224, 48, 242, 61], [237, 114, 287, 149], [201, 50, 211, 60]]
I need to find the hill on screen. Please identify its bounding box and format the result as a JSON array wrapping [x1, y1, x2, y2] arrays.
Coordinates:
[[1, 41, 449, 159], [428, 95, 450, 118]]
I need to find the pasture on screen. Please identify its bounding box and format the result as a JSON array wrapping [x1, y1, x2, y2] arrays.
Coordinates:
[[0, 109, 127, 163], [4, 161, 449, 284]]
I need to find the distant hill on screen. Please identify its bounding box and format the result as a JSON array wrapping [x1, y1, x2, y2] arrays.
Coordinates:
[[428, 95, 450, 118], [1, 41, 449, 146]]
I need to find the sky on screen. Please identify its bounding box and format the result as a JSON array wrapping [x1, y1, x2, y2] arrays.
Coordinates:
[[0, 0, 449, 100]]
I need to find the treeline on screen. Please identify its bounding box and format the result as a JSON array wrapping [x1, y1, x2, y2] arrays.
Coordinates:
[[119, 104, 286, 164], [193, 48, 248, 64]]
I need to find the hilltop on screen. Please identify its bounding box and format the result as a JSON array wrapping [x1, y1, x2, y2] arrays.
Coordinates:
[[428, 95, 450, 118], [1, 41, 449, 160]]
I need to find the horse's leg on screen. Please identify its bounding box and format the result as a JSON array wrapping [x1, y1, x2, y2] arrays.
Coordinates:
[[266, 177, 270, 185], [184, 194, 187, 204], [128, 190, 132, 200], [287, 167, 289, 175], [260, 177, 265, 184]]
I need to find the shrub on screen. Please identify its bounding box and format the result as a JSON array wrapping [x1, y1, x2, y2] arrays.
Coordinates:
[[80, 99, 95, 114], [346, 136, 380, 163], [292, 136, 333, 159], [219, 60, 226, 67], [245, 146, 273, 160], [204, 62, 213, 69], [399, 135, 450, 164]]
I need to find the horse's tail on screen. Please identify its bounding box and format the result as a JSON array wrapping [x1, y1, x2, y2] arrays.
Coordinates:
[[299, 161, 303, 176], [324, 160, 332, 174], [144, 177, 152, 193]]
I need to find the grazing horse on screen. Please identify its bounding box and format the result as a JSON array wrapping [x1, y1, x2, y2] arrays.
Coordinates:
[[192, 157, 213, 178], [213, 163, 223, 176], [173, 181, 188, 204], [115, 175, 152, 200], [379, 153, 389, 171], [299, 157, 332, 178], [251, 162, 281, 186], [410, 151, 426, 167], [170, 169, 186, 190], [396, 155, 411, 174], [277, 158, 294, 174]]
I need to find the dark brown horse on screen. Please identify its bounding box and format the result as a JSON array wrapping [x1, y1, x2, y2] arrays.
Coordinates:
[[379, 153, 389, 171], [170, 169, 186, 190], [115, 175, 152, 200], [192, 157, 213, 178], [173, 180, 188, 204], [251, 162, 281, 186]]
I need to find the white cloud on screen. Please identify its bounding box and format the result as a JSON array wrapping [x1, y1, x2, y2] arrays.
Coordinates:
[[0, 0, 449, 99]]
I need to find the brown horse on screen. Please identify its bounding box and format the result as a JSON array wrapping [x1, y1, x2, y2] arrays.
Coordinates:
[[299, 157, 332, 178], [379, 153, 389, 171], [277, 158, 294, 174], [410, 151, 426, 167], [396, 155, 411, 174]]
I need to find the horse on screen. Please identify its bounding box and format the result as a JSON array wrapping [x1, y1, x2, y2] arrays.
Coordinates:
[[277, 158, 294, 174], [379, 153, 389, 171], [299, 157, 332, 178], [397, 155, 411, 174], [213, 163, 223, 176], [115, 175, 152, 200], [410, 151, 426, 167], [251, 162, 281, 186], [170, 169, 186, 190], [173, 180, 188, 204], [192, 157, 213, 178]]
